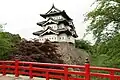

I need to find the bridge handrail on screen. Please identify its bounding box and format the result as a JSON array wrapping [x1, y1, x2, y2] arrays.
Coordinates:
[[0, 60, 120, 80]]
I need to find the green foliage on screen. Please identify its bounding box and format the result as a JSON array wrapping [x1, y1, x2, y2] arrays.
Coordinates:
[[85, 0, 120, 43], [85, 0, 120, 68], [0, 32, 21, 60], [75, 39, 92, 53], [95, 34, 120, 68]]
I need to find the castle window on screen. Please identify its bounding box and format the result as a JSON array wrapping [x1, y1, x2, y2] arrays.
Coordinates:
[[62, 37, 64, 39], [58, 16, 60, 19], [59, 25, 62, 29], [59, 26, 61, 29], [55, 17, 57, 19], [60, 37, 61, 39], [55, 37, 56, 39]]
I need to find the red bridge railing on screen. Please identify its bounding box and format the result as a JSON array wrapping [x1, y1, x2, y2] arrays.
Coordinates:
[[0, 60, 120, 80]]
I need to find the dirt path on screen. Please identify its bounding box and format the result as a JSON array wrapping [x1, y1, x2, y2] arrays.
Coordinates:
[[0, 75, 47, 80]]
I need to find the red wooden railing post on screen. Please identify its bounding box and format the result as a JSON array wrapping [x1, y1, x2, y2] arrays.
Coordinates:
[[85, 58, 90, 80], [64, 66, 68, 80], [46, 71, 49, 80], [110, 70, 114, 80], [2, 62, 6, 76], [15, 59, 19, 77], [29, 63, 33, 79]]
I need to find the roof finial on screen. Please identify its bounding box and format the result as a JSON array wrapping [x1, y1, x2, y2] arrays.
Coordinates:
[[52, 3, 55, 8]]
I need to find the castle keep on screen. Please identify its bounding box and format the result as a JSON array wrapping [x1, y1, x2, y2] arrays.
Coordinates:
[[33, 5, 78, 43]]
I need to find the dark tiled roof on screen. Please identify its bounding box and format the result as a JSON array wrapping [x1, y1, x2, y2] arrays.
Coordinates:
[[37, 21, 46, 26], [33, 27, 78, 38], [37, 18, 74, 29], [33, 30, 44, 36], [33, 26, 59, 36], [40, 10, 72, 20]]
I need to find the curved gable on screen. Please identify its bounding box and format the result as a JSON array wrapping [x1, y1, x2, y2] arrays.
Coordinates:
[[43, 18, 58, 26], [46, 4, 61, 14]]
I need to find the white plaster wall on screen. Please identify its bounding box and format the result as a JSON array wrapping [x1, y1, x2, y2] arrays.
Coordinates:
[[66, 26, 71, 30], [67, 36, 75, 43], [46, 15, 65, 20], [58, 33, 68, 42], [58, 34, 75, 43], [43, 26, 46, 30], [39, 34, 58, 42], [58, 24, 65, 29], [45, 24, 57, 30], [39, 33, 75, 43]]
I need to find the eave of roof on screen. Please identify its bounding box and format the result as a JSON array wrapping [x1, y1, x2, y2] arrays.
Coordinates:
[[37, 21, 46, 26], [35, 26, 59, 36], [33, 30, 44, 36], [33, 27, 78, 38], [36, 18, 74, 29]]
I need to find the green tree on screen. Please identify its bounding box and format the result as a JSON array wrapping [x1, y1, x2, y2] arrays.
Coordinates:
[[75, 39, 92, 53], [85, 0, 120, 68], [85, 0, 120, 43], [0, 31, 21, 59], [93, 34, 120, 68]]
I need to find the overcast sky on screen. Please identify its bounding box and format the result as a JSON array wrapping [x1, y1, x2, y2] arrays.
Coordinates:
[[0, 0, 95, 42]]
